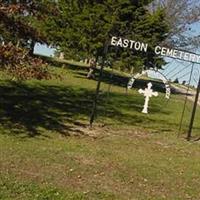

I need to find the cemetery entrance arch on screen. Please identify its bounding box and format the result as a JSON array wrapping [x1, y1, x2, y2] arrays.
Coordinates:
[[90, 36, 200, 140]]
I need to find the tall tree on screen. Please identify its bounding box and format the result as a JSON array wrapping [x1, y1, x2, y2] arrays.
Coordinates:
[[51, 0, 169, 72], [151, 0, 200, 49], [0, 1, 55, 79], [0, 1, 57, 52]]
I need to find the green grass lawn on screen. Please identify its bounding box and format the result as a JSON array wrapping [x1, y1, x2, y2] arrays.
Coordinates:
[[0, 62, 200, 199]]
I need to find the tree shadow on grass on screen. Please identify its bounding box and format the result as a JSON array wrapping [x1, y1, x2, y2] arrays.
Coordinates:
[[0, 81, 94, 138], [71, 66, 176, 95], [68, 64, 185, 98], [98, 91, 178, 131], [0, 80, 177, 138]]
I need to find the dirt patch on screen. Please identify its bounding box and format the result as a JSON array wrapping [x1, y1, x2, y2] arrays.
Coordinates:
[[66, 120, 151, 141], [61, 121, 112, 139]]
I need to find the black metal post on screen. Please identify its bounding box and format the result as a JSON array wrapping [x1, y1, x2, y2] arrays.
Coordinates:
[[89, 43, 108, 127], [178, 63, 194, 137], [187, 75, 200, 140]]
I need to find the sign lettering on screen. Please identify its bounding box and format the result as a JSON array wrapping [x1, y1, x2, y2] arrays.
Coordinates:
[[111, 36, 200, 64]]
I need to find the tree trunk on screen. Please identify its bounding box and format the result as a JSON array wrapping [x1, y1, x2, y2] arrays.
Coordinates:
[[29, 40, 35, 56], [130, 66, 134, 75], [16, 40, 20, 48], [86, 53, 99, 79]]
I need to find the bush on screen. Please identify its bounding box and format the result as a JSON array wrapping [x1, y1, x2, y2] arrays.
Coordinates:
[[0, 43, 51, 80]]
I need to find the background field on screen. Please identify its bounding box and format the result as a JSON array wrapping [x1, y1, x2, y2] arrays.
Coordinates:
[[0, 61, 200, 200]]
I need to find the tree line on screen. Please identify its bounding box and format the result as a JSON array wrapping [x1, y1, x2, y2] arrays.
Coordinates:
[[0, 0, 199, 79]]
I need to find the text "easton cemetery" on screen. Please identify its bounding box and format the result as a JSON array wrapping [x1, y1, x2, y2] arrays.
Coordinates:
[[111, 36, 200, 64]]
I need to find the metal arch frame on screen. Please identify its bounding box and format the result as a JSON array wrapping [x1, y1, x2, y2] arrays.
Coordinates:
[[127, 68, 171, 100]]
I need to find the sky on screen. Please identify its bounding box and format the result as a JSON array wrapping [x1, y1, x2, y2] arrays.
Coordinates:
[[159, 22, 200, 87], [34, 43, 56, 57]]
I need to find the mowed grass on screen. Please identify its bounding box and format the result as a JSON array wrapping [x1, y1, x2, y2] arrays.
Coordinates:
[[0, 62, 200, 199]]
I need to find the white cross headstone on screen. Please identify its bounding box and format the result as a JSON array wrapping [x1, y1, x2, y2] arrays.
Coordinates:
[[138, 82, 158, 114]]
